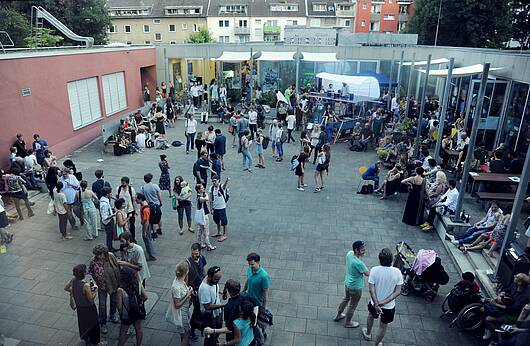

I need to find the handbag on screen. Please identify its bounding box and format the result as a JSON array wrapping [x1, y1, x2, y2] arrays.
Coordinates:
[[171, 195, 177, 210], [194, 205, 205, 226], [257, 306, 274, 326]]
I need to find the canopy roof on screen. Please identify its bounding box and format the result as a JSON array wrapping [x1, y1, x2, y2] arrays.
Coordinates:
[[301, 52, 338, 62], [402, 58, 449, 66], [316, 72, 380, 101], [213, 51, 252, 62], [356, 72, 397, 87], [256, 51, 295, 61], [418, 64, 504, 77]]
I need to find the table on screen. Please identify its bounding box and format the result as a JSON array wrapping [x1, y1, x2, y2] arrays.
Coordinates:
[[443, 148, 460, 171], [468, 172, 520, 194]]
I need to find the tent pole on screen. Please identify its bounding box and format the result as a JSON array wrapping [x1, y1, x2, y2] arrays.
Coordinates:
[[395, 50, 404, 98], [387, 50, 395, 110], [249, 48, 253, 102], [414, 54, 432, 158], [404, 52, 416, 119], [434, 57, 455, 161], [295, 48, 300, 95]]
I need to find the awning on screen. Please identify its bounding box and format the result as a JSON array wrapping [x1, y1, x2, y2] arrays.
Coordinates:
[[418, 64, 504, 77], [355, 72, 398, 87], [256, 51, 295, 61], [301, 52, 338, 62], [213, 51, 252, 62], [402, 58, 449, 66], [316, 72, 380, 101]]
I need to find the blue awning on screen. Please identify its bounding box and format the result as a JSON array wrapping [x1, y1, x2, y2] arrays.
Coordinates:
[[354, 72, 397, 87]]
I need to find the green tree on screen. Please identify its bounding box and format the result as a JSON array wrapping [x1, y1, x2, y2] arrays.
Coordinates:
[[188, 28, 215, 43], [511, 0, 530, 49], [24, 27, 63, 47], [406, 0, 511, 48], [0, 7, 31, 47]]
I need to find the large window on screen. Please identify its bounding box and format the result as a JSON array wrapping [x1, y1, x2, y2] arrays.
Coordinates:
[[67, 77, 102, 129], [102, 72, 127, 116]]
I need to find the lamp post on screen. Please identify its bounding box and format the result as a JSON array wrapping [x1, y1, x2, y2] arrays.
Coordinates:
[[434, 57, 455, 161], [414, 54, 432, 158], [404, 52, 416, 119], [434, 0, 443, 46]]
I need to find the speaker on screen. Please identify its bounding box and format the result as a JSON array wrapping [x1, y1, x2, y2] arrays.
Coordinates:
[[497, 242, 530, 290]]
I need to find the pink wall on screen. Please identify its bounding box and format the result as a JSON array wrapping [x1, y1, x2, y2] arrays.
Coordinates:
[[0, 47, 156, 168]]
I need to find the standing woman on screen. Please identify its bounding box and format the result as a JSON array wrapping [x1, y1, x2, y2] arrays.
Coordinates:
[[295, 146, 310, 191], [314, 144, 331, 193], [173, 176, 193, 235], [204, 300, 256, 346], [401, 167, 426, 226], [195, 184, 216, 251], [309, 125, 321, 159], [241, 130, 253, 172], [166, 98, 175, 127], [117, 267, 148, 346], [115, 198, 130, 238], [229, 112, 239, 147], [155, 106, 166, 138], [65, 264, 101, 345], [255, 128, 265, 168], [166, 262, 193, 346], [54, 181, 72, 240], [80, 181, 99, 241], [46, 166, 60, 198], [158, 154, 172, 197], [161, 81, 167, 100], [195, 132, 206, 160]]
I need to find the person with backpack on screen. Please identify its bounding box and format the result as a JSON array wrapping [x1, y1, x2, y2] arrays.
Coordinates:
[[117, 177, 137, 242], [268, 120, 279, 158], [210, 175, 229, 242], [117, 266, 148, 346], [140, 173, 163, 236], [1, 169, 34, 220], [199, 266, 224, 346], [314, 144, 331, 193], [294, 146, 310, 191], [195, 184, 216, 251], [255, 128, 265, 169], [275, 124, 286, 162], [91, 169, 111, 200], [241, 130, 253, 172], [214, 129, 227, 171], [135, 193, 157, 261]]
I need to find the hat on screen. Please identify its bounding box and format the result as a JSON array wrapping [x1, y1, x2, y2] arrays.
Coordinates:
[[352, 240, 365, 251]]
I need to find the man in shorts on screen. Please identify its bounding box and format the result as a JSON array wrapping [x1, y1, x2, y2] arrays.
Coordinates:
[[210, 175, 229, 242], [362, 248, 403, 346]]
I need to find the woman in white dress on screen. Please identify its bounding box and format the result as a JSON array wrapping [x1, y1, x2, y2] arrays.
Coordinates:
[[166, 261, 193, 346]]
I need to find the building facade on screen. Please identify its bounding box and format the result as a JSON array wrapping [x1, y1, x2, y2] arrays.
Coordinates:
[[354, 0, 414, 33], [106, 0, 208, 45]]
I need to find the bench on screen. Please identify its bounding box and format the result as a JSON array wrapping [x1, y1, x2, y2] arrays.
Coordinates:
[[475, 191, 516, 201]]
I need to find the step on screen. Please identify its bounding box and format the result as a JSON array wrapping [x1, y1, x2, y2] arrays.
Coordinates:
[[442, 239, 475, 274], [476, 269, 496, 298], [467, 251, 494, 273], [482, 249, 500, 271]]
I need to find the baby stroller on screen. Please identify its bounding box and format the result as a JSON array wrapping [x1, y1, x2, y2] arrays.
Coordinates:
[[393, 242, 450, 302], [440, 283, 483, 331]]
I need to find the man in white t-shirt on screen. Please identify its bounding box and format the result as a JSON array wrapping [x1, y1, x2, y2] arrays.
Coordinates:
[[362, 248, 403, 346], [248, 106, 258, 140], [199, 266, 224, 344], [185, 115, 198, 154], [135, 129, 147, 151], [286, 113, 296, 143]]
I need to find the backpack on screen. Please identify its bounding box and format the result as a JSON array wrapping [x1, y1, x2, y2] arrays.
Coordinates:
[[358, 184, 374, 195], [171, 140, 183, 147], [261, 136, 270, 150], [211, 185, 229, 202], [290, 155, 300, 171], [118, 185, 133, 201], [280, 130, 287, 143], [126, 291, 146, 321], [7, 175, 22, 192]]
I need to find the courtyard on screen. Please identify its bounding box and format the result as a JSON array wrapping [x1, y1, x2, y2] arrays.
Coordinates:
[[0, 118, 482, 346]]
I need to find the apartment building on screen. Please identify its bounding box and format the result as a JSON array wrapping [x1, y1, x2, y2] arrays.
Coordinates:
[[106, 0, 208, 45], [307, 1, 354, 30], [354, 0, 414, 33], [206, 0, 307, 43]]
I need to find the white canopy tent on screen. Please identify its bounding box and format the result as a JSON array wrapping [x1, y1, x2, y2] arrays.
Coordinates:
[[418, 64, 504, 77], [256, 51, 295, 61], [401, 58, 449, 66], [301, 52, 338, 62], [213, 51, 252, 62], [316, 72, 380, 102]]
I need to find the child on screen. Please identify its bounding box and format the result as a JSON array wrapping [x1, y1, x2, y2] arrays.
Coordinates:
[[457, 272, 480, 293], [210, 153, 222, 179]]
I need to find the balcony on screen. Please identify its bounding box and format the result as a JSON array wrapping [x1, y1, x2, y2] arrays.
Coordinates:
[[234, 26, 250, 35], [263, 25, 281, 34], [398, 13, 409, 22], [370, 13, 380, 21]]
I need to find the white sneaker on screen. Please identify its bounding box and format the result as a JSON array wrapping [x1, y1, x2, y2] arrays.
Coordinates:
[[303, 184, 308, 187], [297, 187, 305, 191], [362, 327, 372, 341], [446, 234, 455, 241], [483, 329, 492, 340], [451, 239, 460, 245]]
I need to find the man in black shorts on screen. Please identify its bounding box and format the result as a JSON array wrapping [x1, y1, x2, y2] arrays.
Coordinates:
[[362, 248, 403, 346]]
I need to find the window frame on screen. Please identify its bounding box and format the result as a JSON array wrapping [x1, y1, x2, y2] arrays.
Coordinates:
[[101, 72, 128, 117], [143, 24, 150, 33], [124, 25, 132, 33], [169, 24, 176, 32], [67, 77, 102, 130], [154, 32, 162, 41]]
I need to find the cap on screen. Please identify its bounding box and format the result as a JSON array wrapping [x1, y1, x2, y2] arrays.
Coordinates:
[[352, 240, 365, 251]]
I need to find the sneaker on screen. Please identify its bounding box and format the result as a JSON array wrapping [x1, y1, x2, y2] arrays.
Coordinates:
[[62, 235, 73, 240], [303, 184, 308, 187], [101, 324, 108, 334], [345, 321, 360, 328], [188, 228, 195, 233], [297, 187, 305, 191], [179, 230, 184, 235], [362, 327, 372, 341], [72, 226, 79, 230], [483, 329, 492, 340], [147, 256, 157, 261], [110, 314, 119, 323], [451, 240, 460, 245], [333, 313, 346, 322], [446, 234, 455, 241]]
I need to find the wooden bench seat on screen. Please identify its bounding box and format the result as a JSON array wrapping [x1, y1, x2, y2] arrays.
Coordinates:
[[475, 191, 516, 201]]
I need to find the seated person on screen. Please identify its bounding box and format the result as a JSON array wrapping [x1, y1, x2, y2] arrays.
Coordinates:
[[154, 133, 169, 150], [509, 154, 525, 174], [426, 171, 448, 206], [374, 163, 403, 200], [424, 158, 441, 182], [421, 179, 459, 232], [459, 212, 508, 254], [361, 161, 383, 190], [450, 201, 502, 246], [490, 150, 508, 173], [482, 273, 530, 341], [376, 137, 396, 162], [113, 135, 131, 156], [359, 123, 372, 152], [135, 129, 147, 151], [493, 303, 530, 346], [457, 271, 481, 294]]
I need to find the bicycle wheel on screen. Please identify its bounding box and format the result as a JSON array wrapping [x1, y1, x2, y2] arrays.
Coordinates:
[[456, 303, 483, 331]]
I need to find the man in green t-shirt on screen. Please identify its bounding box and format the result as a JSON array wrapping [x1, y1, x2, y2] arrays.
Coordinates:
[[334, 240, 369, 328]]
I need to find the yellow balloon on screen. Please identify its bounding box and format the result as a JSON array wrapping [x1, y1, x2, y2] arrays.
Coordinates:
[[359, 166, 367, 175]]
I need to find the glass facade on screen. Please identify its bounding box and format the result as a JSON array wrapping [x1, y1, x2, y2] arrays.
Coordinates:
[[502, 82, 530, 155]]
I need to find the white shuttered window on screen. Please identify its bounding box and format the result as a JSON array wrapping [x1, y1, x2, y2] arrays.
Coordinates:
[[102, 72, 127, 116], [67, 77, 102, 130]]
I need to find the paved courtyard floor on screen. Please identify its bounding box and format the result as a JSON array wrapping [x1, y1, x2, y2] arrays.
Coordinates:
[[0, 118, 483, 345]]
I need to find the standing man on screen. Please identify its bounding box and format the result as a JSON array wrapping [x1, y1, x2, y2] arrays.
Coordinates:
[[135, 192, 157, 261], [32, 134, 48, 167], [362, 248, 403, 346], [248, 106, 258, 140], [185, 114, 198, 155], [213, 129, 227, 171], [334, 240, 369, 328], [210, 175, 229, 242], [99, 187, 116, 252], [245, 253, 270, 339], [143, 84, 150, 107], [92, 169, 111, 200], [199, 266, 224, 346], [286, 112, 296, 143], [60, 167, 80, 230], [140, 173, 162, 236], [116, 177, 136, 242], [391, 95, 400, 120], [187, 243, 208, 343], [118, 231, 151, 288], [12, 134, 28, 158], [237, 113, 249, 152], [191, 82, 200, 109]]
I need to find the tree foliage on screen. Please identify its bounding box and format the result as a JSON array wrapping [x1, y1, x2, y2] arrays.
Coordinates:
[[24, 27, 63, 47], [511, 0, 530, 49], [406, 0, 511, 48], [188, 28, 215, 43], [0, 7, 31, 47], [0, 0, 110, 46]]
